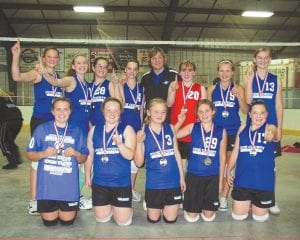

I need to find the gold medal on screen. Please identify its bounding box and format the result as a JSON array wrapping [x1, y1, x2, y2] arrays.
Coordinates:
[[204, 157, 212, 166]]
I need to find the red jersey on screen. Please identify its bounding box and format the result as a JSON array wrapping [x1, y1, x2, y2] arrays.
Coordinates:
[[170, 81, 203, 142]]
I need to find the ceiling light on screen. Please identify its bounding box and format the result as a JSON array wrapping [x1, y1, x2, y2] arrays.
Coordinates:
[[242, 11, 274, 18], [73, 6, 105, 13]]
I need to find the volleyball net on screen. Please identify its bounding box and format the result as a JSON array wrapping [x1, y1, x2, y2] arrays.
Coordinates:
[[0, 37, 299, 108]]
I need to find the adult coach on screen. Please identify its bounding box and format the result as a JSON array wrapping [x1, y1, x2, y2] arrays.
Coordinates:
[[141, 47, 177, 122]]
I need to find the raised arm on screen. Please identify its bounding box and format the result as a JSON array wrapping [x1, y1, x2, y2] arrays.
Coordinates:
[[134, 124, 146, 167], [206, 85, 215, 101], [11, 40, 39, 83], [275, 76, 283, 141], [232, 84, 249, 114], [167, 74, 178, 107], [113, 125, 136, 160], [243, 64, 255, 105]]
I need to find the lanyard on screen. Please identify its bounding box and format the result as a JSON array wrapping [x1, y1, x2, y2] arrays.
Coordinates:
[[255, 71, 268, 97], [102, 123, 119, 153], [53, 122, 68, 148], [200, 123, 214, 156], [220, 82, 232, 110], [75, 75, 89, 107], [249, 127, 258, 148], [148, 125, 165, 158], [90, 80, 105, 101], [182, 82, 194, 107], [127, 82, 139, 106]]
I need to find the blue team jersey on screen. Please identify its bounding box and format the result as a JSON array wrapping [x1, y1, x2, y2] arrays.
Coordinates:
[[92, 123, 131, 187], [212, 82, 241, 136], [89, 79, 110, 126], [121, 82, 144, 132], [27, 121, 88, 202], [65, 75, 90, 135], [188, 123, 224, 176], [33, 75, 63, 120], [144, 124, 180, 189], [248, 72, 278, 126], [234, 123, 276, 191]]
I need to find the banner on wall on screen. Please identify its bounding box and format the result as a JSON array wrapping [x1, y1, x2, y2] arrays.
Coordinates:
[[64, 48, 89, 73], [115, 49, 137, 70], [0, 47, 7, 71], [90, 48, 116, 73], [20, 48, 40, 72], [137, 49, 149, 66], [41, 47, 65, 72]]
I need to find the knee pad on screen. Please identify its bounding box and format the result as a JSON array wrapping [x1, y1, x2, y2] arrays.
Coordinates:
[[147, 215, 161, 223], [31, 161, 38, 170], [200, 213, 216, 222], [232, 211, 248, 221], [60, 218, 76, 226], [252, 212, 269, 222], [95, 212, 112, 223], [42, 218, 59, 227], [163, 215, 177, 224], [131, 161, 138, 174], [116, 215, 133, 226], [183, 211, 199, 223]]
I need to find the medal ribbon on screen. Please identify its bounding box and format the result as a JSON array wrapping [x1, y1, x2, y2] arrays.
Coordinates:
[[127, 82, 139, 108], [248, 127, 258, 149], [90, 80, 104, 102], [182, 82, 194, 109], [220, 82, 232, 110], [103, 123, 119, 154], [148, 125, 165, 159], [200, 123, 214, 157], [75, 75, 89, 107], [255, 71, 268, 97], [53, 122, 68, 149]]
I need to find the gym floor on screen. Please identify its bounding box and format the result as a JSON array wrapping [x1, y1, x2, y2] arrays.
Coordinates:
[[0, 128, 299, 240]]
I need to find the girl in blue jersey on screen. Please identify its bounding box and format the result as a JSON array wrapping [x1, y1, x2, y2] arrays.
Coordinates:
[[85, 97, 136, 226], [89, 57, 123, 127], [135, 98, 186, 224], [26, 97, 88, 226], [176, 99, 227, 222], [227, 100, 277, 222], [207, 60, 248, 211], [11, 39, 63, 215], [40, 54, 90, 136], [244, 48, 283, 214], [121, 59, 145, 202]]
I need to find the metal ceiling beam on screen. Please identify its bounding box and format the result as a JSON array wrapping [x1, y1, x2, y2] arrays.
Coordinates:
[[0, 10, 16, 36], [161, 0, 179, 40], [1, 3, 300, 17], [8, 18, 300, 32]]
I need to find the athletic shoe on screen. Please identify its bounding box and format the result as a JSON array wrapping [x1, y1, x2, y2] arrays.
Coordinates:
[[132, 189, 141, 202], [79, 196, 92, 210], [218, 196, 228, 212], [269, 202, 280, 215], [28, 200, 40, 216]]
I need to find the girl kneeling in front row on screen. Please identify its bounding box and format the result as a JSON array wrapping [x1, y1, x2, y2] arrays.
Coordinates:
[[135, 98, 186, 223]]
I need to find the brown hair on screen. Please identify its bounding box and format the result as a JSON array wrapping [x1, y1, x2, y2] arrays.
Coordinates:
[[51, 97, 72, 111], [148, 47, 167, 66], [43, 47, 59, 58], [195, 99, 216, 117], [253, 48, 272, 59], [179, 60, 196, 72], [101, 97, 123, 113], [66, 54, 86, 76]]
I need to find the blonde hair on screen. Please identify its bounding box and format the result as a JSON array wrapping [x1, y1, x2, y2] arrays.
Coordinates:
[[148, 47, 167, 67], [144, 98, 167, 124], [179, 60, 196, 71], [217, 59, 235, 71]]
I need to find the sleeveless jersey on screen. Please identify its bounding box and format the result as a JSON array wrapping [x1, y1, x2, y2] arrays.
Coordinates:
[[188, 123, 224, 176], [89, 79, 110, 126], [234, 123, 276, 191], [33, 75, 63, 120], [144, 124, 180, 189], [170, 81, 202, 142], [92, 123, 131, 188], [27, 121, 88, 202], [121, 82, 144, 132], [212, 82, 241, 136], [248, 72, 278, 126], [65, 75, 90, 135]]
